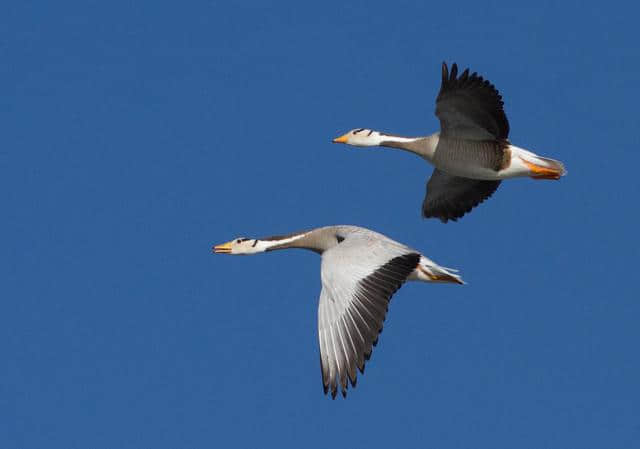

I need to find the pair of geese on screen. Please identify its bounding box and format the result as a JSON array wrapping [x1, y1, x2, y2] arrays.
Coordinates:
[[214, 63, 565, 398]]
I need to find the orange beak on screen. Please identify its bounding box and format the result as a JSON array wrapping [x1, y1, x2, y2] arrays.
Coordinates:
[[213, 240, 233, 254], [332, 133, 349, 144]]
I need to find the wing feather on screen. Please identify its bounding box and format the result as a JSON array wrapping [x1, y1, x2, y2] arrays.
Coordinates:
[[339, 315, 359, 385], [436, 62, 510, 140], [317, 235, 420, 398], [422, 169, 501, 222]]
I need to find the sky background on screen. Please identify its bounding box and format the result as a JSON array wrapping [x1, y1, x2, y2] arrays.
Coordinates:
[[2, 1, 639, 448]]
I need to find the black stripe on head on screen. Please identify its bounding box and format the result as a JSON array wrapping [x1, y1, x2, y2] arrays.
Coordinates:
[[353, 128, 365, 134]]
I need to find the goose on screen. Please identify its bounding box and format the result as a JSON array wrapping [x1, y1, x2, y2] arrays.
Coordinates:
[[333, 62, 566, 222], [213, 225, 463, 398]]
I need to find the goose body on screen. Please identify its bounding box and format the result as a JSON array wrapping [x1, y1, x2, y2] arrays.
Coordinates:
[[213, 225, 463, 398], [333, 62, 566, 222]]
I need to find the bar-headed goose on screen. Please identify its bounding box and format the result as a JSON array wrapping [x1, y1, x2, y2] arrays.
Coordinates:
[[333, 62, 566, 222], [213, 225, 463, 398]]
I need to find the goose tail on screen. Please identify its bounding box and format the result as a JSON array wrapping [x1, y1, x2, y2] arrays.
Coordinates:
[[411, 256, 465, 285], [514, 147, 567, 180]]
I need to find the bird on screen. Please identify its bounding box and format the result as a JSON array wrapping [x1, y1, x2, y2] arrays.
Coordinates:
[[213, 225, 463, 398], [332, 62, 566, 223]]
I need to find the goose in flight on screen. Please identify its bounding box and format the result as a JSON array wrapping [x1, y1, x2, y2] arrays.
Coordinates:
[[333, 62, 566, 222], [213, 225, 463, 398]]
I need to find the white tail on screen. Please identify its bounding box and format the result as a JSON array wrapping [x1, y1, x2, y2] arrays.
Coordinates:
[[410, 256, 465, 285], [509, 145, 567, 180]]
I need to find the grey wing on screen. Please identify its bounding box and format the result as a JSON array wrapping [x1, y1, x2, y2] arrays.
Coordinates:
[[317, 236, 419, 398], [435, 62, 510, 140], [422, 169, 501, 222]]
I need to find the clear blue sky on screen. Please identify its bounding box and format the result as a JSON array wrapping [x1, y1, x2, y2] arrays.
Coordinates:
[[2, 1, 639, 448]]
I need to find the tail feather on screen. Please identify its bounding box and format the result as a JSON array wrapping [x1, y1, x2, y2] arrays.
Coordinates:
[[430, 266, 465, 285], [417, 263, 465, 285], [521, 153, 566, 180]]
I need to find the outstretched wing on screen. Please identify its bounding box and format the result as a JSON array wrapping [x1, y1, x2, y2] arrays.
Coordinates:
[[422, 169, 501, 222], [435, 62, 510, 140], [317, 235, 419, 398]]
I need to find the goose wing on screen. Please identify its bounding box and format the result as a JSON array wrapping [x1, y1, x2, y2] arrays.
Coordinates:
[[435, 62, 510, 140], [422, 169, 501, 222], [317, 234, 419, 398]]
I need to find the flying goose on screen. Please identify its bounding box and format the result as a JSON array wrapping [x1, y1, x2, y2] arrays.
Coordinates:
[[333, 62, 566, 222], [213, 225, 463, 398]]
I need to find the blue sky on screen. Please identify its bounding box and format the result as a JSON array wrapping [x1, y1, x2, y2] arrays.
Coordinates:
[[2, 1, 639, 447]]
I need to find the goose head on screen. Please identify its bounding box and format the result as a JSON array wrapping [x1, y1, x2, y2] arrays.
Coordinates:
[[332, 128, 386, 147], [213, 237, 260, 255]]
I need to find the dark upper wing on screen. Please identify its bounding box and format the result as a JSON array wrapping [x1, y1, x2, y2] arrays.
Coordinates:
[[435, 62, 509, 140], [422, 169, 501, 222]]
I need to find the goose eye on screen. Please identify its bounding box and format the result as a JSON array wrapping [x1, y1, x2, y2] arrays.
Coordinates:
[[236, 239, 241, 243]]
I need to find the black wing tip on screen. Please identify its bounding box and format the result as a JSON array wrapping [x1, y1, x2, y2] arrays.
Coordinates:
[[438, 215, 457, 223], [422, 199, 483, 222], [450, 63, 458, 80], [324, 376, 358, 399], [423, 208, 463, 223], [323, 384, 352, 400], [439, 61, 502, 92], [422, 200, 469, 221], [441, 62, 462, 80]]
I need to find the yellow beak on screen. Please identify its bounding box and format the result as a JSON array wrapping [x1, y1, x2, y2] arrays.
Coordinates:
[[213, 240, 233, 254], [332, 133, 349, 144]]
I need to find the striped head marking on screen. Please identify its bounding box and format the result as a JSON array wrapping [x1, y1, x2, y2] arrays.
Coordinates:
[[213, 237, 261, 254], [332, 128, 385, 147]]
